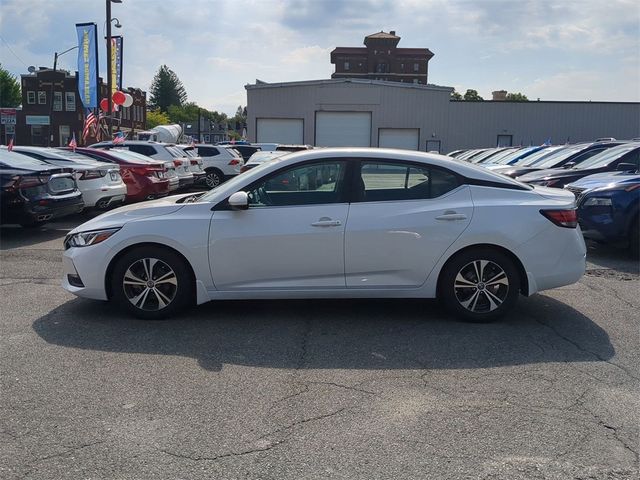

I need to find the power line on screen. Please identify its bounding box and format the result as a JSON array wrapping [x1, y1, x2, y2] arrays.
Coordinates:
[[0, 35, 29, 69]]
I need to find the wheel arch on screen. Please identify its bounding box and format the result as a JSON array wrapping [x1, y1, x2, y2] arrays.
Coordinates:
[[104, 242, 197, 301], [436, 243, 529, 296]]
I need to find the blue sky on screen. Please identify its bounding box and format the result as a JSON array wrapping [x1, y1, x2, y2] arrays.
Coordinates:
[[1, 0, 638, 115]]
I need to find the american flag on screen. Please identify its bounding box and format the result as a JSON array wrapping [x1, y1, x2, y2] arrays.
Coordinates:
[[68, 132, 77, 151], [7, 136, 14, 152], [113, 131, 126, 145], [82, 109, 97, 142]]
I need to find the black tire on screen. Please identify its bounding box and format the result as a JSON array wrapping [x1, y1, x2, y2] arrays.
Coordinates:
[[628, 218, 639, 259], [111, 246, 193, 320], [204, 169, 224, 189], [439, 248, 521, 323]]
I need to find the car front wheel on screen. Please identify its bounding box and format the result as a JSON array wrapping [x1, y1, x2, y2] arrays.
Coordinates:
[[439, 248, 520, 322], [111, 246, 193, 319]]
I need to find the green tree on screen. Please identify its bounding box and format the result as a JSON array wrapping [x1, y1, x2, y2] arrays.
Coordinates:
[[146, 109, 171, 129], [148, 65, 188, 112], [450, 90, 463, 100], [505, 92, 528, 101], [167, 102, 201, 124], [463, 89, 484, 101], [0, 64, 21, 107]]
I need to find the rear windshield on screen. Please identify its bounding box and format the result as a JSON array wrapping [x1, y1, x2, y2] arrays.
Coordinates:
[[529, 144, 588, 168], [519, 146, 566, 166], [166, 146, 188, 158], [0, 150, 52, 168]]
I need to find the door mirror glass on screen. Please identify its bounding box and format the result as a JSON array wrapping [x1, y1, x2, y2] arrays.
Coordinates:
[[228, 191, 249, 210]]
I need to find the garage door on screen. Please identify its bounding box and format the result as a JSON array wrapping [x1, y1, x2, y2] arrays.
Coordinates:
[[378, 128, 420, 150], [315, 112, 371, 147], [256, 119, 303, 144]]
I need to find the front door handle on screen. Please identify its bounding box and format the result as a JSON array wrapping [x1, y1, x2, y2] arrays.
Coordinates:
[[311, 218, 342, 227], [435, 212, 467, 221]]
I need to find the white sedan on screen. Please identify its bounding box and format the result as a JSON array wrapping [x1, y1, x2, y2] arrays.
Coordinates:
[[62, 148, 586, 322]]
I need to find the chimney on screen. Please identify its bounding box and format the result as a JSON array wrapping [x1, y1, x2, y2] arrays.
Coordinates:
[[390, 30, 396, 36], [492, 90, 507, 101]]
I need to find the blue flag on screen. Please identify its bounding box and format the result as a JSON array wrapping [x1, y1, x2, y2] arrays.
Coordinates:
[[76, 23, 99, 108]]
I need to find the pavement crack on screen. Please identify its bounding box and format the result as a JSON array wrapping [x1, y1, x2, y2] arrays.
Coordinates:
[[32, 440, 105, 463], [532, 317, 639, 382], [301, 381, 377, 396]]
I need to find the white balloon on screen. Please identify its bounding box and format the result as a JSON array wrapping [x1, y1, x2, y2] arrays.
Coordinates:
[[122, 93, 134, 108]]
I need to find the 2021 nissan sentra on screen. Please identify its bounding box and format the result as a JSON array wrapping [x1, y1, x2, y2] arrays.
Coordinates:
[[62, 148, 586, 322]]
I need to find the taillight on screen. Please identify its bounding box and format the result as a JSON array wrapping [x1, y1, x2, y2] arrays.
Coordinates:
[[240, 165, 249, 173], [132, 166, 163, 177], [6, 175, 50, 191], [228, 159, 240, 166], [173, 159, 183, 167], [79, 170, 106, 180], [540, 209, 578, 228], [190, 159, 199, 165]]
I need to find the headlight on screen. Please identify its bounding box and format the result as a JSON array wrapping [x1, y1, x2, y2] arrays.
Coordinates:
[[582, 197, 612, 207], [65, 227, 120, 249]]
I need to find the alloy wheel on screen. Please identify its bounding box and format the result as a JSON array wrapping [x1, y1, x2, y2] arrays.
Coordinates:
[[205, 172, 221, 188], [122, 257, 178, 311], [453, 259, 509, 313]]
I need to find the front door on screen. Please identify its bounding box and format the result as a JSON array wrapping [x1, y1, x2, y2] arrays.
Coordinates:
[[345, 160, 473, 288], [210, 160, 349, 290]]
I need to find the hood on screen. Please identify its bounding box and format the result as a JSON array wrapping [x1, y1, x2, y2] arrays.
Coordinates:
[[69, 194, 191, 234], [567, 172, 640, 190]]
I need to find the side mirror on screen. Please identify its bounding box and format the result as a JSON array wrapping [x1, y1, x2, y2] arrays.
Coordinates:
[[616, 162, 636, 172], [228, 191, 248, 210], [563, 162, 576, 169]]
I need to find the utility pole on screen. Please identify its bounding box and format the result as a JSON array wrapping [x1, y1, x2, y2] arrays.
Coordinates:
[[197, 108, 201, 143]]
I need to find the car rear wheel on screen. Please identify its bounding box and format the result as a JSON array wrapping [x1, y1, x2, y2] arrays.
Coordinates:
[[204, 169, 224, 188], [111, 246, 192, 319], [439, 248, 520, 322]]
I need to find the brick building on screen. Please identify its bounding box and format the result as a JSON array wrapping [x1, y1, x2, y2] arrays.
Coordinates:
[[14, 67, 146, 147], [330, 31, 434, 85]]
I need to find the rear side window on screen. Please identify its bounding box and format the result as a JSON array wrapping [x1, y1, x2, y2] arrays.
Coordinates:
[[198, 146, 219, 157], [357, 161, 460, 202], [127, 145, 157, 157]]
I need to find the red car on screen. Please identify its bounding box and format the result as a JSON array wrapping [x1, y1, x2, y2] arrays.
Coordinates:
[[61, 147, 170, 203]]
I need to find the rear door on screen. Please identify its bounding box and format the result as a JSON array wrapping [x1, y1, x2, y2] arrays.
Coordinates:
[[344, 159, 473, 288]]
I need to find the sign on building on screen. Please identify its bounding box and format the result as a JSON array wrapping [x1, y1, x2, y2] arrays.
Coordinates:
[[1, 109, 17, 125]]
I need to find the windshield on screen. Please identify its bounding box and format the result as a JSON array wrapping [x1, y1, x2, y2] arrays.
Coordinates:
[[575, 144, 639, 170], [529, 144, 588, 168], [518, 146, 565, 166]]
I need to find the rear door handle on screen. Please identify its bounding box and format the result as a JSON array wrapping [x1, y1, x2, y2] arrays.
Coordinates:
[[435, 213, 467, 221], [311, 218, 342, 227]]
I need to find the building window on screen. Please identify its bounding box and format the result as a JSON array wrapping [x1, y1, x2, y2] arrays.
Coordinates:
[[65, 92, 76, 111], [413, 79, 419, 84], [38, 91, 46, 104], [53, 92, 63, 111], [374, 50, 377, 55], [413, 63, 419, 72], [344, 61, 350, 71], [400, 63, 404, 70], [387, 50, 390, 55], [27, 91, 36, 104], [203, 134, 210, 143]]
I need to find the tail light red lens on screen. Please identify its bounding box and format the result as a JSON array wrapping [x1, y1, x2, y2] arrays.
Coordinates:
[[79, 170, 106, 180], [190, 159, 199, 165], [540, 209, 578, 228], [131, 166, 163, 177], [240, 165, 249, 173], [228, 159, 240, 166], [6, 175, 50, 191], [173, 159, 183, 167]]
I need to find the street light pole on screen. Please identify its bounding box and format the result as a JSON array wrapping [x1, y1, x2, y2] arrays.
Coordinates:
[[106, 0, 113, 137], [48, 45, 78, 146]]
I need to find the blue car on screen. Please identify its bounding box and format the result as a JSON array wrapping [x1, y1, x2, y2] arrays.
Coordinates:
[[565, 172, 640, 256]]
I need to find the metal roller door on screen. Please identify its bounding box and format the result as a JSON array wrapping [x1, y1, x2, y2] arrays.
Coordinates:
[[256, 118, 303, 144], [315, 112, 371, 147], [378, 128, 420, 150]]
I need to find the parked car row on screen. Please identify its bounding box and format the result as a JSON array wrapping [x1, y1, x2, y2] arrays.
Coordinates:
[[448, 140, 640, 255]]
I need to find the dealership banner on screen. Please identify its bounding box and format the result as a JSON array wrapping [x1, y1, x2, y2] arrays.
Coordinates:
[[75, 23, 99, 108], [110, 36, 123, 93]]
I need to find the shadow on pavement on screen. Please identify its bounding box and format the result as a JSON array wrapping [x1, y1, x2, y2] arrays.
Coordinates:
[[33, 294, 614, 372], [585, 240, 639, 274]]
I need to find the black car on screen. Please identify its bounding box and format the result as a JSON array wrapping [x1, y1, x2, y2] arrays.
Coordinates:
[[517, 143, 640, 188], [492, 141, 625, 179], [0, 149, 84, 227]]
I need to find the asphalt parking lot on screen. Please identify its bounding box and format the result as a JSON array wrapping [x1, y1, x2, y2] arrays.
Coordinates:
[[1, 215, 638, 480]]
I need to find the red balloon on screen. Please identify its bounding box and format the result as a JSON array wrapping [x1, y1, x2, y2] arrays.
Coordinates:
[[100, 98, 109, 111], [112, 90, 126, 105]]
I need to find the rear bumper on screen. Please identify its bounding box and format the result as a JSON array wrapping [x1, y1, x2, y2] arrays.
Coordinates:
[[178, 174, 195, 188], [79, 183, 127, 208], [125, 178, 170, 202], [2, 195, 84, 224]]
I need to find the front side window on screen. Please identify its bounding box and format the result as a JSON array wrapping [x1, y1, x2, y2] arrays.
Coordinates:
[[246, 161, 346, 207], [357, 161, 460, 202], [65, 92, 76, 111]]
